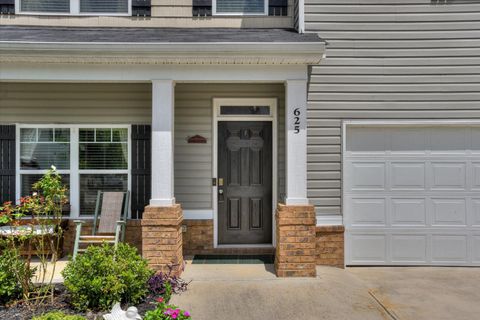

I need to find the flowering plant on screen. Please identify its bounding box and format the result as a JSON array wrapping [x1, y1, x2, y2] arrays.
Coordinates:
[[144, 297, 191, 320]]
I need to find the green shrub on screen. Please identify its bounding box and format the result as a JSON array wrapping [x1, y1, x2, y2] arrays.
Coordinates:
[[62, 243, 153, 311], [32, 311, 86, 320], [0, 247, 34, 304]]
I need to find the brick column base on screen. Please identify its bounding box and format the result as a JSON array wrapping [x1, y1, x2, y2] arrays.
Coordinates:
[[141, 204, 184, 276], [275, 204, 316, 277], [316, 226, 345, 268]]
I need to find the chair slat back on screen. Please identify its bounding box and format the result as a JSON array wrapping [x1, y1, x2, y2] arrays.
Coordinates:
[[97, 192, 125, 234]]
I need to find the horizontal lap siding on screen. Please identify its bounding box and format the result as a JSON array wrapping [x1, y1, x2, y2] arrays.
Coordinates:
[[0, 83, 151, 123], [305, 0, 480, 218]]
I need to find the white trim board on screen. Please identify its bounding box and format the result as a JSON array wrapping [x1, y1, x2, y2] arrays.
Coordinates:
[[212, 98, 278, 248], [0, 64, 308, 82], [183, 210, 213, 220]]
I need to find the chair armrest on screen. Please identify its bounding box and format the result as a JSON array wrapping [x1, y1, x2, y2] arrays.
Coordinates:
[[116, 220, 126, 226], [73, 220, 86, 225]]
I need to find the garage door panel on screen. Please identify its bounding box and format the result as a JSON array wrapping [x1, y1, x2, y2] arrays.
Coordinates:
[[473, 236, 480, 263], [431, 235, 468, 263], [471, 163, 480, 189], [430, 162, 467, 190], [345, 127, 388, 154], [431, 198, 467, 226], [390, 128, 428, 154], [345, 125, 480, 266], [348, 198, 386, 226], [472, 200, 480, 226], [391, 235, 427, 263], [348, 162, 386, 190], [429, 127, 468, 154], [391, 162, 426, 190], [391, 198, 426, 226], [349, 234, 387, 264]]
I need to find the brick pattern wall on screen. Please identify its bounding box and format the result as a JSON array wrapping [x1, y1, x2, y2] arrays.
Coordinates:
[[275, 204, 317, 277], [316, 226, 345, 268], [142, 205, 184, 275], [182, 219, 213, 255]]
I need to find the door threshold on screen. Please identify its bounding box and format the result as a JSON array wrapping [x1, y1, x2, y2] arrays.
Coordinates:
[[216, 244, 274, 249]]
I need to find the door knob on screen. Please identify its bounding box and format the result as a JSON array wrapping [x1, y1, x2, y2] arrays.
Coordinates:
[[218, 189, 224, 195]]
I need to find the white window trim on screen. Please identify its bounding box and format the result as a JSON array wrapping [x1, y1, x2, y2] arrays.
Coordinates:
[[15, 0, 132, 16], [212, 98, 278, 248], [212, 0, 268, 16], [16, 124, 131, 219]]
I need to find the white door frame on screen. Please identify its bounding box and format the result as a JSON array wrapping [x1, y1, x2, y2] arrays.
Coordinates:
[[212, 98, 278, 248]]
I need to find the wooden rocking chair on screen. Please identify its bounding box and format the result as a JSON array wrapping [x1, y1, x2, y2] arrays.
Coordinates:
[[73, 191, 130, 258]]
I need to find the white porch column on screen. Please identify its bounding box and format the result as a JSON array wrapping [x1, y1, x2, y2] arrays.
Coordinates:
[[150, 79, 175, 206], [285, 79, 309, 205]]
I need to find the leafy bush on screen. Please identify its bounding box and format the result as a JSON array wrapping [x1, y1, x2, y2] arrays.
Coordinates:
[[144, 297, 191, 320], [0, 246, 35, 304], [148, 265, 189, 303], [62, 243, 154, 311], [32, 311, 86, 320]]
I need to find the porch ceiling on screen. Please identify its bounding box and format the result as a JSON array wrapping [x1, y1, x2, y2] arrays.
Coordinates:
[[0, 26, 326, 65]]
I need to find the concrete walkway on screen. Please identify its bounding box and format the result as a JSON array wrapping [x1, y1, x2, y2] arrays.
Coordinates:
[[170, 264, 390, 320]]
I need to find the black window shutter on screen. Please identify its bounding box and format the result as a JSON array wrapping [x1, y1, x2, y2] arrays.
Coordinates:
[[269, 0, 288, 16], [0, 0, 15, 15], [192, 0, 212, 16], [132, 0, 151, 17], [0, 125, 16, 204], [131, 125, 151, 219]]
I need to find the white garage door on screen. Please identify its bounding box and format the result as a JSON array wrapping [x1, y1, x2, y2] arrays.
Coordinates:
[[344, 125, 480, 266]]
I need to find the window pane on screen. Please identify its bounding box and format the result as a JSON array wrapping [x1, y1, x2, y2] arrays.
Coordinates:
[[112, 128, 128, 142], [21, 0, 70, 12], [96, 129, 111, 142], [20, 128, 70, 170], [79, 128, 95, 142], [21, 174, 70, 215], [216, 0, 265, 13], [20, 128, 36, 142], [80, 0, 128, 13], [79, 128, 128, 170], [38, 128, 54, 142], [220, 106, 270, 115], [79, 174, 127, 215], [55, 129, 70, 142]]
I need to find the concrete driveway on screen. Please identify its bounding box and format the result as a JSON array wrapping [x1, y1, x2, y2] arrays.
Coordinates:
[[350, 267, 480, 320], [171, 263, 480, 320]]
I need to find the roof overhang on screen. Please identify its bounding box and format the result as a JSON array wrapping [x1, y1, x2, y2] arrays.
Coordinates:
[[0, 41, 326, 65]]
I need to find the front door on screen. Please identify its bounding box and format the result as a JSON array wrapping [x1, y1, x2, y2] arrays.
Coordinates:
[[217, 121, 272, 244]]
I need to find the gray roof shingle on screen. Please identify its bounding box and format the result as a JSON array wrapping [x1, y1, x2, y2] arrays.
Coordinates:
[[0, 26, 321, 43]]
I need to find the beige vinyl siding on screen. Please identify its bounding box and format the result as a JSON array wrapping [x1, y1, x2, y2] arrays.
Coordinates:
[[174, 83, 285, 210], [0, 82, 285, 211], [0, 83, 151, 123], [305, 0, 480, 218]]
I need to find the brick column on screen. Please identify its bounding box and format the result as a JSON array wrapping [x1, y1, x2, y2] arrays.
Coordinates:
[[275, 203, 316, 277], [141, 204, 184, 276]]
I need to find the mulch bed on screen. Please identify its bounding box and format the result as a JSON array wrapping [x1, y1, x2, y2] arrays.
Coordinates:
[[0, 285, 158, 320]]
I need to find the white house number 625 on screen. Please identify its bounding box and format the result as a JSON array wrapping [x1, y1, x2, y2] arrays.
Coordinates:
[[293, 108, 301, 134]]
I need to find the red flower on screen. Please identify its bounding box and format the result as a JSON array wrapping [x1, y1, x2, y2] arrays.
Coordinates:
[[156, 297, 164, 303]]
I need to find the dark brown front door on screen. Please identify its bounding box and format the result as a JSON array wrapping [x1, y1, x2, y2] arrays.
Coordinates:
[[218, 121, 272, 245]]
